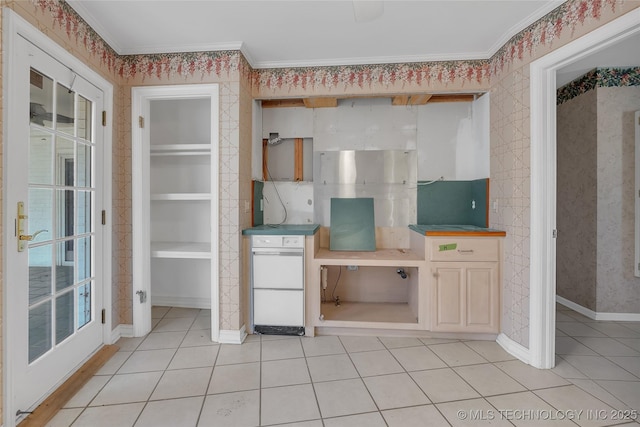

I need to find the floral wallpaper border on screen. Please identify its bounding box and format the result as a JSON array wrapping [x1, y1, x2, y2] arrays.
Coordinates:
[[32, 0, 620, 89], [557, 67, 640, 104]]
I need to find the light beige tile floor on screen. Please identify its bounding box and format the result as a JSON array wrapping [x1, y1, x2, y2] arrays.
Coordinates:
[[47, 304, 640, 426]]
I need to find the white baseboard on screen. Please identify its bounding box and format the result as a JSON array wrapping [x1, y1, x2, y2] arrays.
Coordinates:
[[110, 323, 134, 343], [218, 325, 247, 344], [496, 333, 531, 365], [151, 296, 211, 310], [556, 295, 640, 321]]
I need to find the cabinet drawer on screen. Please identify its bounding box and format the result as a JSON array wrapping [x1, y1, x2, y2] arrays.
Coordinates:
[[253, 289, 304, 327], [429, 238, 500, 262]]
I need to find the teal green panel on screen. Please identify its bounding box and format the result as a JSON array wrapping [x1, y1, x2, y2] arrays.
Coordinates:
[[470, 178, 488, 227], [417, 179, 488, 227], [330, 198, 376, 251], [253, 180, 264, 226]]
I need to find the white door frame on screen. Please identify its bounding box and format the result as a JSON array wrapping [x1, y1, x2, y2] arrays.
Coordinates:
[[131, 84, 220, 341], [2, 8, 113, 425], [529, 9, 640, 369]]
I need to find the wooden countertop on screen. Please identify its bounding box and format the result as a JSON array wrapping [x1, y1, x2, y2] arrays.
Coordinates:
[[409, 224, 506, 237]]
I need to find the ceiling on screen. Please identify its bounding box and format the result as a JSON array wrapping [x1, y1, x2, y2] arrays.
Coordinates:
[[66, 0, 640, 88], [67, 0, 563, 68]]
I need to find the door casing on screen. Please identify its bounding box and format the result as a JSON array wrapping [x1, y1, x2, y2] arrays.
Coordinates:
[[525, 8, 640, 369], [131, 84, 220, 341]]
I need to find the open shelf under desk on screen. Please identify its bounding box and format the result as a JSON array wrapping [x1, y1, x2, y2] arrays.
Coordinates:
[[319, 301, 420, 329], [314, 248, 424, 267], [151, 242, 212, 259]]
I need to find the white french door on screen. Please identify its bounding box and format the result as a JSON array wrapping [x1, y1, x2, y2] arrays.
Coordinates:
[[5, 34, 106, 420]]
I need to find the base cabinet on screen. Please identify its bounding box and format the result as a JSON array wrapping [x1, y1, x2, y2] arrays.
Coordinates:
[[278, 229, 504, 337], [430, 262, 499, 333]]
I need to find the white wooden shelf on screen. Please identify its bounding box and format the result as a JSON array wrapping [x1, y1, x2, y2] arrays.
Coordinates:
[[151, 193, 211, 201], [151, 242, 212, 259], [314, 248, 424, 267], [150, 144, 211, 156]]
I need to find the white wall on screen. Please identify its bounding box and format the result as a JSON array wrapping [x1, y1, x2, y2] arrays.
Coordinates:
[[314, 98, 417, 151], [416, 94, 490, 180], [261, 96, 490, 180], [260, 96, 490, 225]]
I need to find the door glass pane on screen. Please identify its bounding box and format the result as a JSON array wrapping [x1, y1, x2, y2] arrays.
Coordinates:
[[29, 244, 52, 305], [28, 188, 52, 242], [29, 129, 53, 185], [56, 290, 74, 344], [56, 241, 74, 292], [77, 143, 91, 188], [78, 237, 91, 282], [77, 95, 92, 141], [56, 83, 75, 135], [78, 282, 92, 329], [30, 69, 54, 129], [77, 191, 91, 234], [29, 301, 52, 363], [56, 137, 74, 186], [56, 189, 74, 240]]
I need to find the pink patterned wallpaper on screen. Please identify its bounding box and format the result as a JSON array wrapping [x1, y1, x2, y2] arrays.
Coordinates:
[[32, 0, 620, 89]]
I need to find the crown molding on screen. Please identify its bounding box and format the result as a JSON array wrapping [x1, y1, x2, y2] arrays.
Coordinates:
[[487, 0, 565, 58], [66, 0, 123, 53], [118, 41, 245, 56], [251, 52, 489, 70]]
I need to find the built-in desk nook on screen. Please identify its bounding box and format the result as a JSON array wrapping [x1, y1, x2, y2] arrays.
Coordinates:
[[303, 225, 505, 338]]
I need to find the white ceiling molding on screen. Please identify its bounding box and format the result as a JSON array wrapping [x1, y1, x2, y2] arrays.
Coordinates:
[[118, 42, 245, 56], [252, 52, 490, 70], [67, 0, 122, 53], [486, 0, 565, 58]]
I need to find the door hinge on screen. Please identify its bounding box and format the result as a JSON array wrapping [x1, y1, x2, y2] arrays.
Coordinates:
[[102, 111, 107, 126], [138, 116, 144, 128], [101, 210, 106, 225], [101, 308, 106, 324], [136, 290, 147, 303], [552, 229, 558, 238]]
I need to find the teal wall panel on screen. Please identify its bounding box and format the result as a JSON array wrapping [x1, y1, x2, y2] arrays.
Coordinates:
[[417, 178, 488, 226], [253, 180, 264, 226]]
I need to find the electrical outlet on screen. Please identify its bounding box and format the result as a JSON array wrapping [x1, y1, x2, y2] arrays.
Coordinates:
[[347, 265, 358, 271], [244, 200, 250, 213]]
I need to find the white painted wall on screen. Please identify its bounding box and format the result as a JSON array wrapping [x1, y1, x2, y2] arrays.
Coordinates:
[[260, 96, 490, 224], [261, 96, 489, 179], [314, 98, 417, 151], [262, 181, 314, 224], [262, 105, 314, 139], [416, 94, 490, 180]]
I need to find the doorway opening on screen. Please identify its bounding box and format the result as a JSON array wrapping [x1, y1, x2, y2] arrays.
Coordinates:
[[529, 9, 640, 368]]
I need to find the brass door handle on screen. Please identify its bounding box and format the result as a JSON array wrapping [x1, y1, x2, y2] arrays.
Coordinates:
[[19, 229, 48, 241], [17, 201, 48, 252]]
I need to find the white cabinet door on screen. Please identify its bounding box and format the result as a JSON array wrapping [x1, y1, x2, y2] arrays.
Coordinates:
[[431, 261, 499, 333], [254, 290, 304, 326], [253, 253, 304, 289]]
